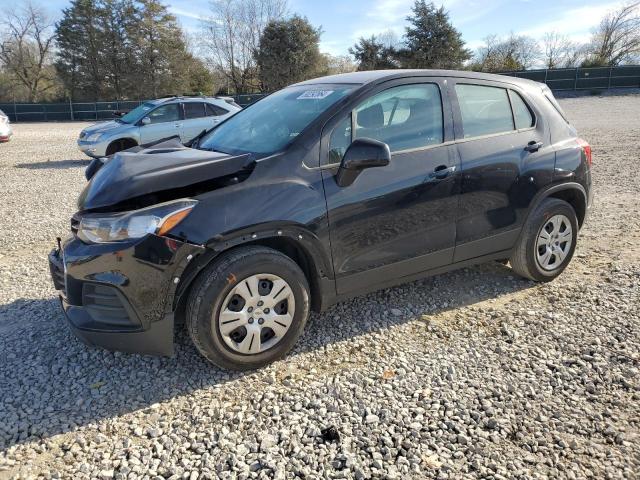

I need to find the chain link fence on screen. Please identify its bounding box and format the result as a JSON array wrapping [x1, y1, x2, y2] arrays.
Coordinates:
[[2, 66, 639, 122], [500, 65, 640, 91], [0, 95, 267, 123]]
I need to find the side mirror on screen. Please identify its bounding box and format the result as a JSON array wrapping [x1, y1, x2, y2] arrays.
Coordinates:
[[336, 137, 390, 187], [141, 116, 151, 125]]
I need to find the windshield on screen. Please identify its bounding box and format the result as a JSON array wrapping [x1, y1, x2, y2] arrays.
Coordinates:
[[119, 102, 155, 124], [198, 85, 356, 155]]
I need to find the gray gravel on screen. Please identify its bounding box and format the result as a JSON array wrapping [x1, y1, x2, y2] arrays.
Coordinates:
[[1, 95, 639, 479]]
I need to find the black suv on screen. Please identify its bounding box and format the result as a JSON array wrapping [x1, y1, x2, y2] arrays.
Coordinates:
[[49, 70, 592, 370]]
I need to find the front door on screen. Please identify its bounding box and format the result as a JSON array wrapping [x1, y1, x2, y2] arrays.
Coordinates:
[[320, 80, 460, 295], [450, 80, 556, 262], [138, 103, 182, 145]]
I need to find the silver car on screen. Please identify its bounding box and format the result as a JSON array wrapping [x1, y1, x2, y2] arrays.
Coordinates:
[[0, 109, 13, 142], [77, 96, 241, 157]]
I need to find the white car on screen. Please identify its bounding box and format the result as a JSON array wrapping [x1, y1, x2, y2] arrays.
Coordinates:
[[77, 96, 241, 157], [0, 109, 13, 142]]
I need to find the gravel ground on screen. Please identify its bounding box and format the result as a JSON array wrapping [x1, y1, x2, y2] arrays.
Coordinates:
[[0, 95, 639, 479]]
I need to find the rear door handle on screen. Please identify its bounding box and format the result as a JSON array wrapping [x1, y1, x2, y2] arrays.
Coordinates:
[[430, 165, 456, 180], [524, 140, 543, 152]]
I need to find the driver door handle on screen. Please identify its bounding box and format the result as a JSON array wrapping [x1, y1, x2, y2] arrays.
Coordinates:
[[429, 165, 456, 180], [524, 140, 543, 152]]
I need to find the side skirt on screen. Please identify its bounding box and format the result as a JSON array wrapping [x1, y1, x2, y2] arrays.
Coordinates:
[[320, 248, 514, 311]]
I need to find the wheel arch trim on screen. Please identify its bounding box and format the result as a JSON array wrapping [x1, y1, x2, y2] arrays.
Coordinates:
[[525, 182, 588, 227], [106, 137, 139, 153], [173, 224, 334, 313]]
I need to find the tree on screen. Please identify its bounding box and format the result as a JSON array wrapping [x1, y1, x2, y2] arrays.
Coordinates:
[[584, 2, 640, 66], [133, 0, 190, 98], [255, 15, 321, 91], [349, 36, 398, 71], [399, 0, 471, 69], [56, 0, 207, 100], [202, 0, 288, 93], [55, 0, 104, 100], [99, 0, 138, 99], [0, 1, 58, 101], [472, 33, 541, 72], [542, 31, 578, 69], [320, 54, 356, 75]]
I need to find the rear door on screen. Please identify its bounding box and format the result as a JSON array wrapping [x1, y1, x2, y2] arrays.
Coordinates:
[[182, 102, 212, 142], [320, 78, 460, 295], [450, 80, 555, 262]]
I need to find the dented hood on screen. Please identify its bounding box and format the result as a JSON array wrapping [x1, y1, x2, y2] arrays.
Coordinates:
[[78, 140, 252, 211]]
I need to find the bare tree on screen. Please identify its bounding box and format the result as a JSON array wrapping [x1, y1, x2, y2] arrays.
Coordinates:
[[321, 53, 356, 75], [201, 0, 288, 93], [586, 1, 640, 66], [542, 31, 578, 68], [473, 33, 541, 72], [0, 1, 56, 102], [376, 29, 402, 50]]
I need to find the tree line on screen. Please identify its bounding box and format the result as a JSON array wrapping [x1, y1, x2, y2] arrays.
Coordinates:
[[0, 0, 639, 103], [350, 1, 640, 72]]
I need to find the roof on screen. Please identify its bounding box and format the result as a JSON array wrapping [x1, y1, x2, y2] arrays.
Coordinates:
[[294, 69, 541, 90], [149, 96, 226, 105]]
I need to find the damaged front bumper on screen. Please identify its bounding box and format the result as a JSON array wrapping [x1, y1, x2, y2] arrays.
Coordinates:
[[48, 234, 204, 356]]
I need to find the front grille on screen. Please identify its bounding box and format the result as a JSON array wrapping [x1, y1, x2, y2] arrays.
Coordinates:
[[82, 283, 140, 329]]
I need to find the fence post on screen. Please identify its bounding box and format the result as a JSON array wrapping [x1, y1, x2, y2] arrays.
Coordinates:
[[574, 68, 579, 90], [94, 102, 97, 121], [608, 67, 613, 89], [69, 99, 74, 121], [544, 68, 548, 87], [13, 101, 17, 123]]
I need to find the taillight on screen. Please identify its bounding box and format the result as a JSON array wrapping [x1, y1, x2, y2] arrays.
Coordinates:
[[577, 138, 592, 166]]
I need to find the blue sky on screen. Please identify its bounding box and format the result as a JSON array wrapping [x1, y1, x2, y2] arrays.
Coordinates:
[[47, 0, 622, 56]]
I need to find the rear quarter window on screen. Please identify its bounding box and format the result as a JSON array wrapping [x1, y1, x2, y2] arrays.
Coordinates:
[[509, 90, 534, 129], [206, 103, 229, 116]]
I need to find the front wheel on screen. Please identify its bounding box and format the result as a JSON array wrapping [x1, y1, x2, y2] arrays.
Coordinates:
[[186, 246, 310, 370], [510, 198, 578, 282]]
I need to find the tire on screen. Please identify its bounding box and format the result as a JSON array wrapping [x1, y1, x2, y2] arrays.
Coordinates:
[[106, 139, 136, 156], [510, 198, 578, 282], [186, 246, 310, 370]]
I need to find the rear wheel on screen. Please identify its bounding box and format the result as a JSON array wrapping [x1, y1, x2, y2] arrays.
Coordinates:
[[510, 198, 578, 282], [186, 246, 310, 370]]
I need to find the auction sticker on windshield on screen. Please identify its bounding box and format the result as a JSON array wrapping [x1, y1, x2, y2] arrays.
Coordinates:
[[297, 90, 334, 100]]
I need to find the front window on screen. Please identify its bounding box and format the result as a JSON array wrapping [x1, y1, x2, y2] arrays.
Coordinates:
[[119, 102, 154, 124], [327, 83, 444, 164], [198, 85, 355, 156], [147, 104, 180, 124]]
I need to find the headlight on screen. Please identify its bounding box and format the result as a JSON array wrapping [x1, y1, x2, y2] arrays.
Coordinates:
[[76, 199, 197, 244], [85, 132, 103, 142]]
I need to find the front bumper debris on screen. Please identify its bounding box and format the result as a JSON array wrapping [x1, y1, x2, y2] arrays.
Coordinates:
[[48, 234, 204, 356]]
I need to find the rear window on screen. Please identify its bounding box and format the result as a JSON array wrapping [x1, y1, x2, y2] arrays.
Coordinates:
[[184, 102, 206, 119], [455, 84, 514, 138]]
